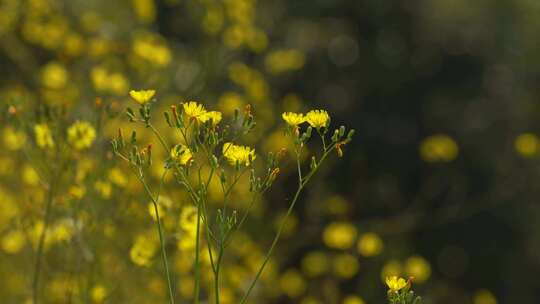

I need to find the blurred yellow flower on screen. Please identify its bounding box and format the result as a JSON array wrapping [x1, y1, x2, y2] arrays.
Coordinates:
[[223, 142, 256, 166], [357, 232, 384, 257], [183, 101, 207, 121], [200, 111, 223, 126], [41, 61, 68, 89], [301, 251, 329, 277], [171, 144, 193, 165], [90, 284, 107, 303], [343, 295, 366, 304], [420, 134, 458, 162], [306, 110, 330, 129], [22, 165, 40, 186], [322, 221, 357, 250], [3, 127, 27, 150], [129, 89, 156, 105], [333, 253, 359, 278], [130, 234, 157, 266], [34, 123, 54, 149], [94, 180, 112, 199], [405, 255, 431, 283], [515, 133, 539, 157], [282, 112, 306, 126], [67, 121, 96, 150], [265, 49, 305, 74], [473, 289, 497, 304], [179, 204, 197, 225], [279, 269, 306, 298], [385, 276, 407, 292], [132, 0, 156, 24], [108, 168, 128, 187], [1, 230, 26, 254]]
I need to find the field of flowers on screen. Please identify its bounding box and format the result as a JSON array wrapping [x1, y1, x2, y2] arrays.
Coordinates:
[[2, 0, 540, 303]]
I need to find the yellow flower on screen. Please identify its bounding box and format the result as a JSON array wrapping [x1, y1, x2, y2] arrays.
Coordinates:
[[41, 62, 68, 89], [322, 221, 357, 250], [420, 134, 458, 162], [282, 112, 305, 126], [200, 111, 223, 126], [170, 144, 193, 165], [34, 123, 54, 149], [385, 276, 408, 292], [405, 255, 431, 283], [515, 133, 539, 157], [183, 101, 207, 121], [306, 110, 330, 129], [91, 284, 107, 303], [67, 121, 96, 150], [473, 289, 497, 304], [222, 142, 256, 166], [129, 89, 156, 105], [357, 232, 384, 257], [130, 234, 157, 267], [3, 127, 27, 151]]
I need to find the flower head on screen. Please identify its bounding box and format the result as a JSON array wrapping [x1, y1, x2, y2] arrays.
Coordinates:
[[282, 112, 305, 126], [222, 142, 256, 166], [170, 144, 193, 165], [306, 110, 330, 129], [200, 111, 223, 126], [385, 276, 408, 292], [67, 121, 96, 150], [34, 123, 54, 149], [129, 89, 155, 105], [183, 101, 207, 121]]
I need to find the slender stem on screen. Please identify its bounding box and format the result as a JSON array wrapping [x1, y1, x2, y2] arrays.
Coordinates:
[[214, 248, 223, 304], [238, 184, 304, 304], [239, 144, 337, 304], [194, 200, 202, 304], [140, 173, 175, 304], [32, 178, 56, 304]]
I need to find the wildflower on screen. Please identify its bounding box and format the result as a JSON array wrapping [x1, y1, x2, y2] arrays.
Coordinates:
[[129, 89, 155, 105], [385, 276, 408, 292], [279, 269, 306, 298], [222, 142, 256, 166], [91, 284, 108, 303], [41, 62, 68, 89], [3, 127, 27, 151], [343, 295, 366, 304], [67, 121, 96, 150], [405, 256, 431, 283], [515, 133, 539, 157], [420, 134, 458, 162], [301, 251, 329, 277], [357, 232, 384, 257], [183, 101, 207, 121], [322, 221, 357, 250], [306, 110, 330, 129], [170, 144, 193, 165], [333, 253, 359, 278], [473, 289, 497, 304], [34, 123, 54, 149], [130, 234, 157, 267], [1, 230, 26, 254], [282, 112, 305, 126], [199, 110, 223, 126]]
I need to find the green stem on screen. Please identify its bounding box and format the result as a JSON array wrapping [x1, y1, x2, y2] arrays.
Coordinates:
[[238, 184, 304, 304], [140, 173, 175, 304], [32, 178, 56, 304], [239, 144, 336, 304], [194, 200, 201, 304]]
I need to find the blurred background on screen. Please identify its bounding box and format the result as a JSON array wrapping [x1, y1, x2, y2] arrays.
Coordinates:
[[1, 0, 540, 303]]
